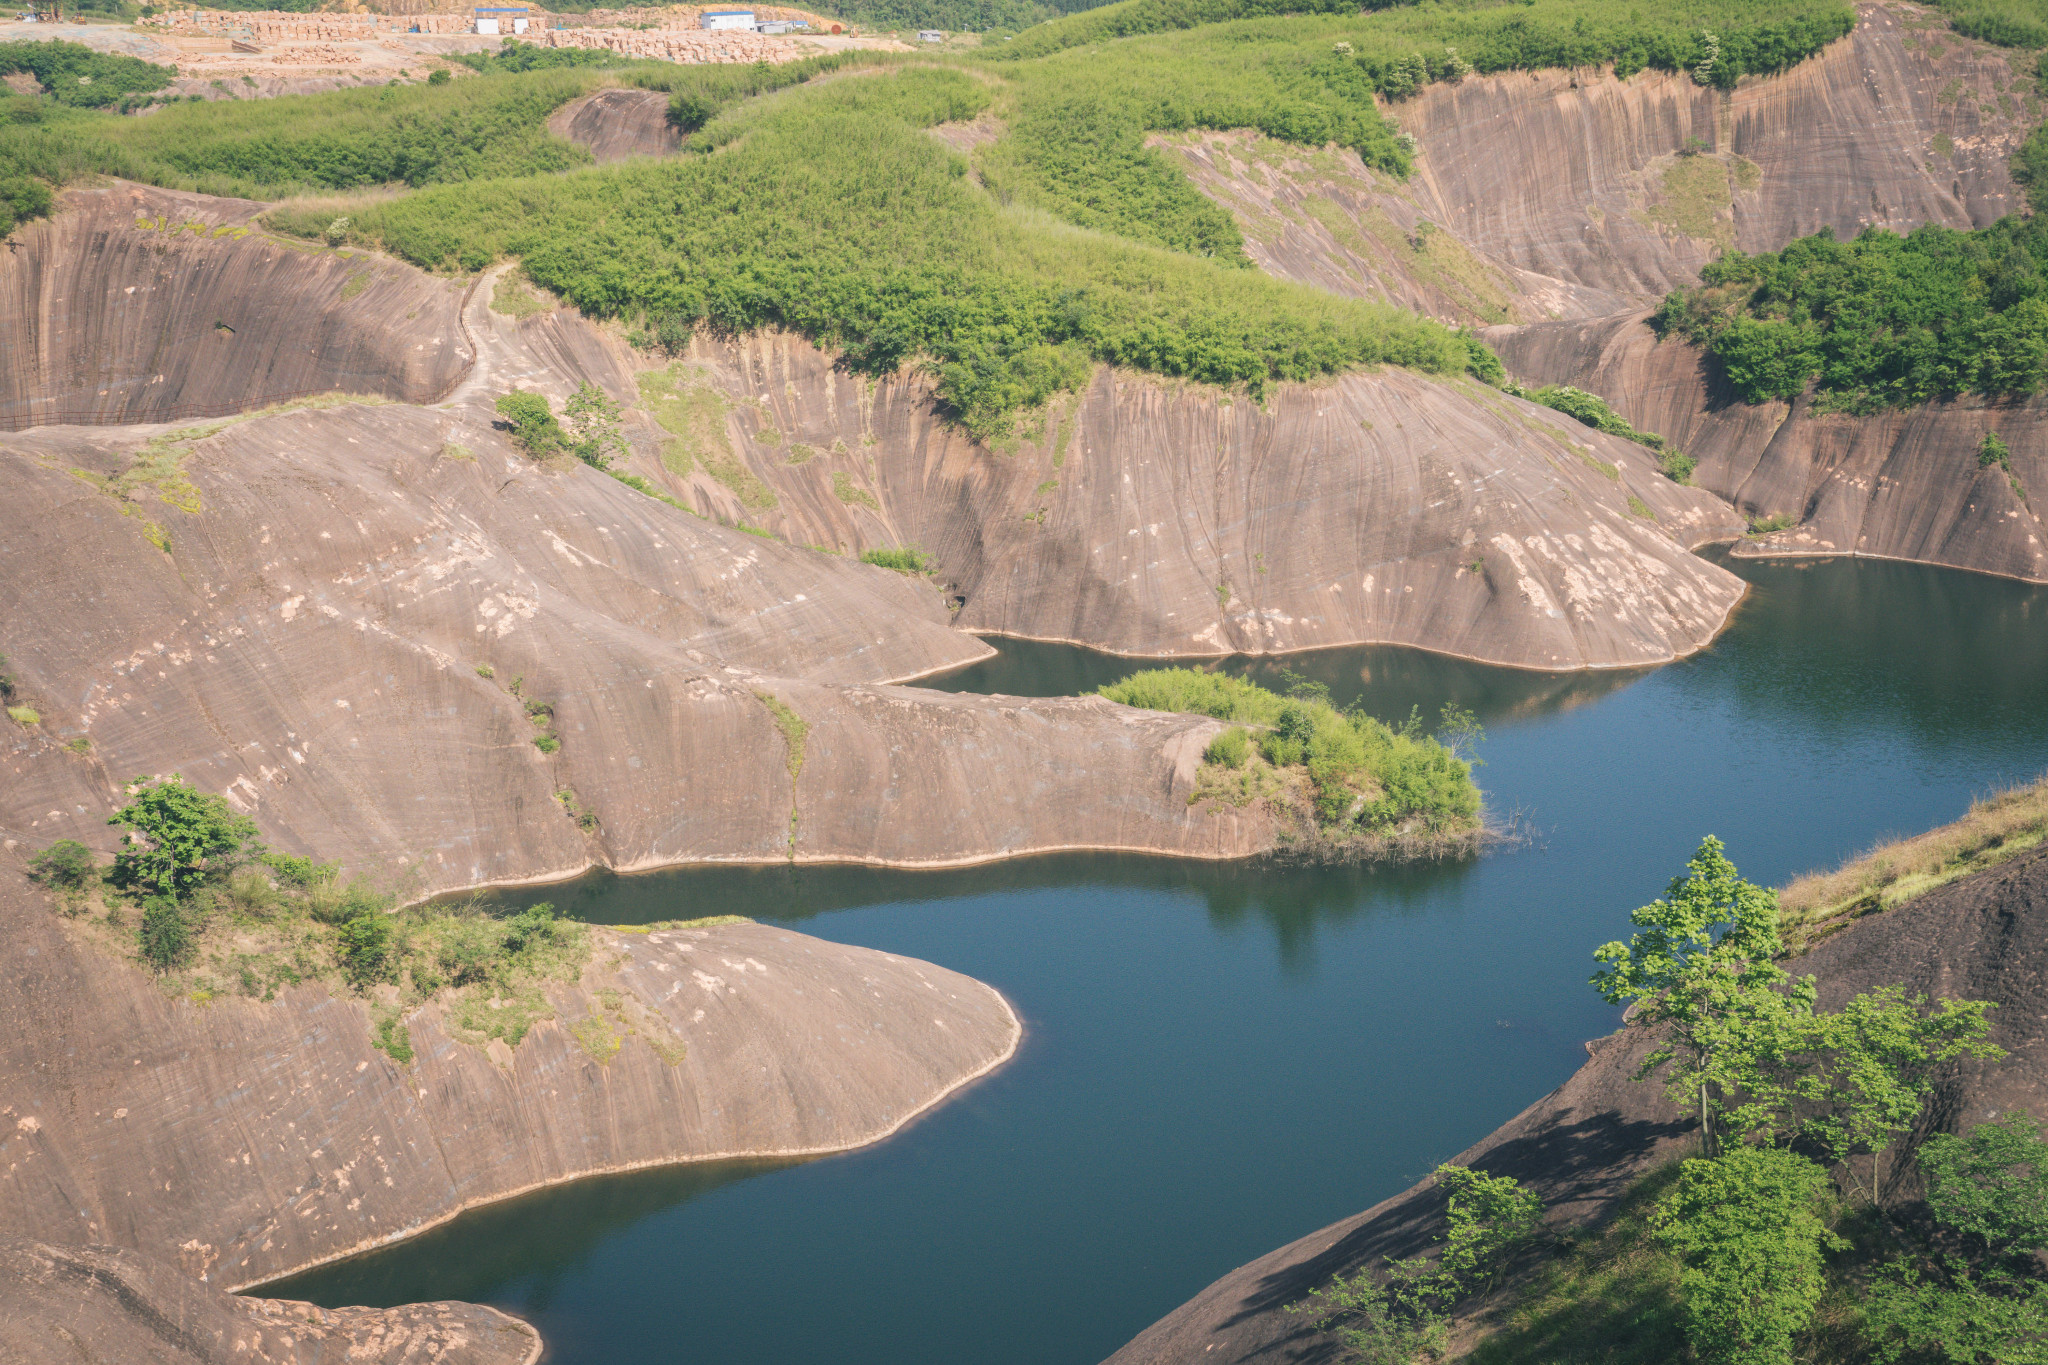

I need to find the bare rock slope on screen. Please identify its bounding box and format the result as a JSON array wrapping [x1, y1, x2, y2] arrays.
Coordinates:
[[1171, 3, 2029, 326], [1, 185, 472, 431], [646, 331, 1746, 670], [1490, 314, 2048, 584], [0, 867, 1021, 1290], [545, 86, 680, 163], [0, 1239, 539, 1365], [1, 187, 1279, 889], [1103, 845, 2048, 1365]]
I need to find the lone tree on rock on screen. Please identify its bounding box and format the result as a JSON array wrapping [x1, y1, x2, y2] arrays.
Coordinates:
[[108, 774, 258, 900]]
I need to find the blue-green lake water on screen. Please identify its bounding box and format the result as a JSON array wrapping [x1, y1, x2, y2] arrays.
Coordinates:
[[271, 554, 2048, 1365]]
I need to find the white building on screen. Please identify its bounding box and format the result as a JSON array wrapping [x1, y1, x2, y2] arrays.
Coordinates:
[[756, 18, 803, 33], [700, 9, 755, 29], [918, 28, 943, 41]]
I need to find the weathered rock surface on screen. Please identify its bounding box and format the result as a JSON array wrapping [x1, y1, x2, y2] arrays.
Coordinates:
[[545, 87, 679, 163], [1, 185, 473, 431], [0, 1239, 539, 1365], [1103, 845, 2048, 1365], [655, 331, 1748, 670], [0, 867, 1021, 1290], [1490, 313, 2048, 583], [1, 187, 1292, 888], [1173, 4, 2028, 326]]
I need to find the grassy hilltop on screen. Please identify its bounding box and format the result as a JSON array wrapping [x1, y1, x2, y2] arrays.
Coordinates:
[[0, 0, 1866, 437]]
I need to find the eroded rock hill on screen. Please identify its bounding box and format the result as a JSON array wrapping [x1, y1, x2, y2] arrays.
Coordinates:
[[0, 1239, 539, 1365], [0, 867, 1021, 1290], [2, 185, 473, 431], [545, 87, 680, 163], [1170, 3, 2028, 327], [1103, 844, 2048, 1365], [1490, 314, 2048, 583], [638, 330, 1746, 670], [2, 188, 1280, 889]]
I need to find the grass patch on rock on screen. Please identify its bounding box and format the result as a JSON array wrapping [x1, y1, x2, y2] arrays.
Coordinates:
[[1100, 668, 1483, 853]]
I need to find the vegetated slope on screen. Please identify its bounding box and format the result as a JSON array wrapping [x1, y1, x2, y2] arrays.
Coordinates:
[[646, 328, 1746, 669], [1, 185, 1279, 883], [1168, 3, 2031, 327], [977, 0, 1857, 267], [0, 1240, 540, 1365], [1, 186, 471, 429], [1100, 835, 2048, 1365], [0, 865, 1021, 1292], [1492, 309, 2048, 582]]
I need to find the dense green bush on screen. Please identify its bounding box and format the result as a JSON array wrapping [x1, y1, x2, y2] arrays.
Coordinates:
[[1099, 667, 1481, 832], [318, 68, 1474, 440], [1933, 0, 2048, 48], [1656, 217, 2048, 409], [28, 839, 94, 891], [861, 546, 935, 573], [1653, 1148, 1839, 1365], [139, 895, 190, 971], [0, 39, 174, 110]]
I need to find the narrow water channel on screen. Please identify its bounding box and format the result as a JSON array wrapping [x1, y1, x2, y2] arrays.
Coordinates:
[[270, 555, 2048, 1365]]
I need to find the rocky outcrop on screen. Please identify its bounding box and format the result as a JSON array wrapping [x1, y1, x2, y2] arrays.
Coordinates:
[[1, 186, 473, 430], [1173, 4, 2028, 326], [545, 87, 680, 162], [1, 186, 1293, 889], [653, 332, 1748, 670], [1489, 313, 2048, 583], [0, 1239, 539, 1365], [0, 868, 1021, 1290], [1103, 844, 2048, 1365], [0, 184, 1749, 905]]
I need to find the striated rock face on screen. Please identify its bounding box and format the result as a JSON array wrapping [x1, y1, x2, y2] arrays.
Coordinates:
[[0, 186, 1287, 886], [1490, 313, 2048, 583], [655, 332, 1747, 670], [0, 1239, 539, 1365], [545, 87, 680, 163], [1, 185, 473, 431], [1103, 845, 2048, 1365], [1173, 4, 2028, 326], [0, 868, 1021, 1290]]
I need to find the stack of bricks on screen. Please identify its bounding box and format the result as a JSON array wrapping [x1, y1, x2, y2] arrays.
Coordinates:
[[554, 5, 830, 29], [536, 25, 806, 62], [141, 10, 474, 36]]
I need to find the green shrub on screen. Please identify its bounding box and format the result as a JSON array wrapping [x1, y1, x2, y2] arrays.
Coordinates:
[[1100, 668, 1480, 832], [262, 851, 338, 888], [428, 67, 452, 86], [1659, 449, 1698, 484], [139, 895, 190, 970], [1652, 1147, 1838, 1365], [496, 390, 568, 455], [860, 546, 934, 573], [1204, 725, 1250, 769], [534, 733, 561, 753], [1981, 430, 2014, 470], [28, 839, 95, 890], [336, 912, 393, 989], [7, 705, 38, 726]]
